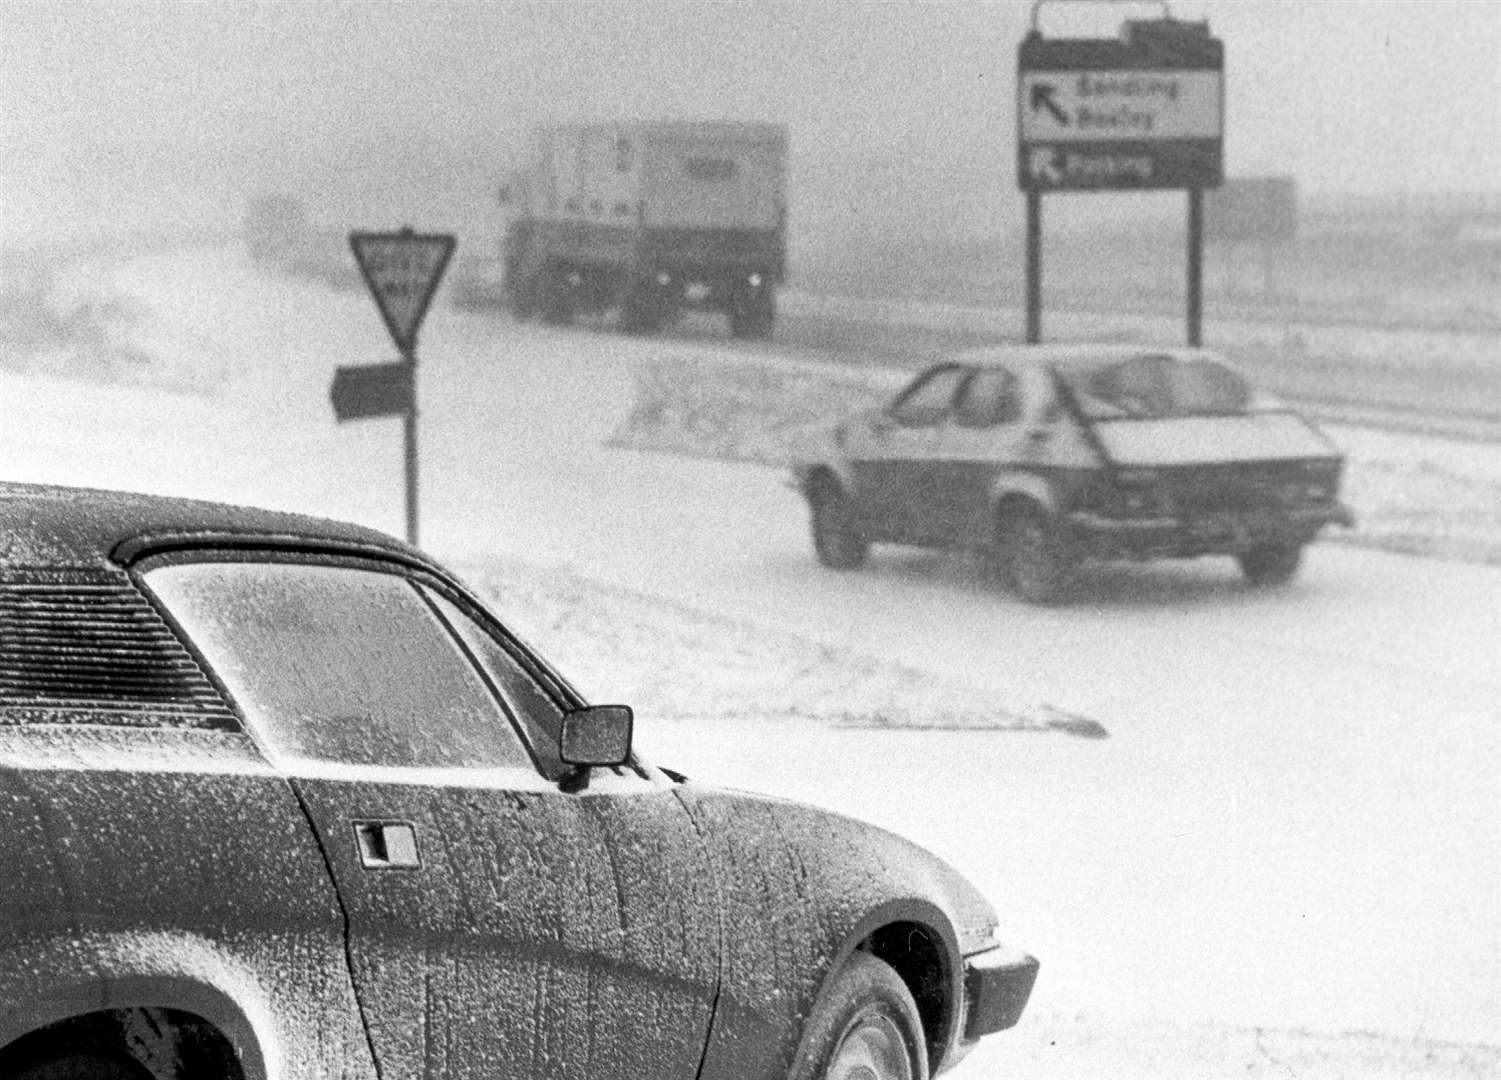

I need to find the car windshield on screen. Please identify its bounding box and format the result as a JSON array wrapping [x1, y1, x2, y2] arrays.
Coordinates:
[[1056, 354, 1253, 420]]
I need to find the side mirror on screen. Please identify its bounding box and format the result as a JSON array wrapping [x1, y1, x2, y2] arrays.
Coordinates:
[[559, 705, 633, 767]]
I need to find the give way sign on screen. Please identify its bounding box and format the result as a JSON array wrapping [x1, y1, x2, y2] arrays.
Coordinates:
[[349, 228, 456, 354]]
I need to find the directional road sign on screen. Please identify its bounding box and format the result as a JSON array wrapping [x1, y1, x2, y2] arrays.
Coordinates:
[[330, 361, 413, 423], [1017, 20, 1224, 191], [349, 229, 456, 354]]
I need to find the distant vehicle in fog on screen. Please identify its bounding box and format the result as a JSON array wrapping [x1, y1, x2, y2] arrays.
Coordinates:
[[0, 483, 1036, 1080], [242, 193, 310, 269], [794, 345, 1354, 603], [499, 120, 787, 338]]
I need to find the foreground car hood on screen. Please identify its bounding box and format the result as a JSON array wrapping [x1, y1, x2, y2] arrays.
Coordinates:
[[1096, 411, 1339, 466]]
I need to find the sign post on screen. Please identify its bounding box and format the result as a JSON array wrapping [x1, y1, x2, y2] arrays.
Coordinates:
[[1017, 7, 1224, 343], [338, 227, 456, 546]]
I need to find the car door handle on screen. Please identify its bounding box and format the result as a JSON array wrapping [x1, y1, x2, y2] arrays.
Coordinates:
[[352, 820, 421, 869]]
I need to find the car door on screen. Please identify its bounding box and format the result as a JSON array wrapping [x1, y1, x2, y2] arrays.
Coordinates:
[[850, 364, 969, 543], [142, 553, 718, 1080], [933, 365, 1030, 546]]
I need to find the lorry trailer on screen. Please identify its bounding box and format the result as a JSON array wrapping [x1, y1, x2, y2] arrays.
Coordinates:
[[500, 120, 788, 338]]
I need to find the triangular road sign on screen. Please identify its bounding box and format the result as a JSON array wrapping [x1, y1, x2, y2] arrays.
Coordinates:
[[349, 228, 456, 354]]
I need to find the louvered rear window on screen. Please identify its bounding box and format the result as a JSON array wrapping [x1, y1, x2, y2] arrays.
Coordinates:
[[0, 570, 237, 729]]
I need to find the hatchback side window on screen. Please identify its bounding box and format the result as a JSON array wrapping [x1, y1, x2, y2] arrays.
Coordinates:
[[889, 366, 967, 428], [954, 368, 1021, 427], [144, 561, 533, 773]]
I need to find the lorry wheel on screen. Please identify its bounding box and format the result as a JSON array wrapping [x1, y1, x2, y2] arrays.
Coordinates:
[[540, 277, 575, 326], [729, 293, 775, 339], [1238, 542, 1303, 586], [507, 277, 537, 321], [1000, 506, 1072, 604], [810, 479, 869, 570], [619, 291, 666, 334]]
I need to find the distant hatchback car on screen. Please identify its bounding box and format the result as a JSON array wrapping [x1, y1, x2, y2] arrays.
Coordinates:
[[794, 345, 1354, 602], [0, 483, 1035, 1080]]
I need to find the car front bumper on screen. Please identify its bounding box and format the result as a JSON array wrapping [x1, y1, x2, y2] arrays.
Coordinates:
[[1066, 500, 1355, 558], [962, 944, 1040, 1040]]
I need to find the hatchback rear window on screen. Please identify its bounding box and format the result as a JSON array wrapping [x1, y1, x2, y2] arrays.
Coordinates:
[[1061, 354, 1252, 419]]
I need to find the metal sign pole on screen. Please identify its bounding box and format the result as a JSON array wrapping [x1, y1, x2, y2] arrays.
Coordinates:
[[1025, 190, 1044, 344], [1187, 187, 1204, 346], [402, 345, 419, 546]]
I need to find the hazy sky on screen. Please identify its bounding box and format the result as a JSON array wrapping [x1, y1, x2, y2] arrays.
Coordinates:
[[3, 1, 1497, 243]]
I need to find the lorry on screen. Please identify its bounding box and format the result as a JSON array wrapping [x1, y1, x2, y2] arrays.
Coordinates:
[[499, 121, 788, 338]]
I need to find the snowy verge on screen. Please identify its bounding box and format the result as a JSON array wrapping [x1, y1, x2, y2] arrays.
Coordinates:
[[609, 353, 1501, 566], [0, 248, 219, 393], [454, 555, 1106, 739], [984, 1013, 1499, 1080]]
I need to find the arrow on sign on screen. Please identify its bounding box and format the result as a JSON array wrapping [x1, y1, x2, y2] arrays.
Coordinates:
[[1028, 147, 1064, 185], [349, 228, 456, 355], [330, 362, 413, 423], [1030, 83, 1070, 126]]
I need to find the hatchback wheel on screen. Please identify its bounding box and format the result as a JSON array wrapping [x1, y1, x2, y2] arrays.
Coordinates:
[[810, 482, 869, 570], [1238, 542, 1303, 586], [791, 953, 928, 1080], [1002, 506, 1071, 604]]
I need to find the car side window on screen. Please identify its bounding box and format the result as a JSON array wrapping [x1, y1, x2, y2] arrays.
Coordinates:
[[143, 560, 533, 773], [889, 366, 967, 428], [954, 368, 1021, 427], [421, 587, 570, 780]]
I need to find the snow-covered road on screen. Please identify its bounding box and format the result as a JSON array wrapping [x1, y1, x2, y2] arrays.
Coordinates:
[[4, 244, 1497, 1073]]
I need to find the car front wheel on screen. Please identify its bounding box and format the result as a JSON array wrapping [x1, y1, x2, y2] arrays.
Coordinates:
[[790, 953, 929, 1080], [1238, 542, 1303, 586], [13, 1055, 152, 1080], [1000, 505, 1072, 604], [810, 481, 869, 570]]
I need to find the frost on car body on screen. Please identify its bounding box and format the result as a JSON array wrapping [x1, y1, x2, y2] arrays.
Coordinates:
[[0, 482, 1035, 1079], [793, 344, 1355, 602]]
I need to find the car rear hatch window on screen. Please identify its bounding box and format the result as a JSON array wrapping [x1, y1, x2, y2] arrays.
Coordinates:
[[1059, 353, 1253, 419]]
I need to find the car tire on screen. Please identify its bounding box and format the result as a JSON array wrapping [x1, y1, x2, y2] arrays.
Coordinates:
[[619, 289, 665, 335], [810, 480, 869, 570], [13, 1054, 152, 1080], [790, 952, 929, 1080], [1238, 542, 1303, 586], [1001, 506, 1071, 604], [729, 291, 775, 339], [539, 269, 576, 327]]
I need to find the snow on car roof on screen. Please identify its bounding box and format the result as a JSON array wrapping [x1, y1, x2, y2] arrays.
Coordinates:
[[0, 481, 410, 569], [950, 343, 1229, 370]]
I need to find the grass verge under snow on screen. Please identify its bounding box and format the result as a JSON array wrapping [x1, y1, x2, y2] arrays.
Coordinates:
[[458, 556, 1105, 739]]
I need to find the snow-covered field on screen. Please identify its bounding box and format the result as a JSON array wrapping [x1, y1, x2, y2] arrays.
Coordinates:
[[2, 243, 1497, 1077]]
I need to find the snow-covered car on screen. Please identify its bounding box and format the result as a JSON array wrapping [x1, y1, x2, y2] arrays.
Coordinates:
[[0, 483, 1036, 1080], [794, 345, 1355, 602]]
